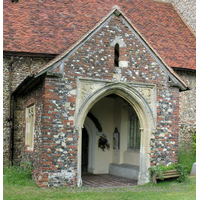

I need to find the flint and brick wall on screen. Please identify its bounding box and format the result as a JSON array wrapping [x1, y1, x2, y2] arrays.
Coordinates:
[[175, 70, 196, 149], [3, 55, 51, 165], [21, 79, 51, 187], [40, 75, 78, 187]]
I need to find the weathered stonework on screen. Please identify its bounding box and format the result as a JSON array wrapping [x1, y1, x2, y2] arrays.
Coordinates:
[[3, 55, 52, 165], [175, 70, 196, 148]]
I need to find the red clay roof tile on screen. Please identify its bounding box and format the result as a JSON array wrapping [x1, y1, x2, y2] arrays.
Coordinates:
[[3, 0, 196, 70]]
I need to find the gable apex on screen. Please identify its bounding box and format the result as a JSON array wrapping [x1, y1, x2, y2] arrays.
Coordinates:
[[31, 6, 188, 91]]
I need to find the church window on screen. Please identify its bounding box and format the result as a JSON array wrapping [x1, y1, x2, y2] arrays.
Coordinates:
[[114, 43, 119, 67], [25, 104, 35, 151], [129, 112, 140, 149]]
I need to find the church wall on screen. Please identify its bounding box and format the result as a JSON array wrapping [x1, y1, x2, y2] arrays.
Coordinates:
[[175, 70, 196, 149], [112, 97, 125, 165], [9, 78, 46, 186], [39, 75, 79, 187], [90, 97, 114, 173], [22, 83, 45, 185], [118, 109, 129, 164], [3, 55, 51, 165], [12, 96, 24, 165], [88, 96, 138, 173]]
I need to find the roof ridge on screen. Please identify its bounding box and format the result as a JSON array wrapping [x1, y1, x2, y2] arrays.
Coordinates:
[[150, 0, 171, 4]]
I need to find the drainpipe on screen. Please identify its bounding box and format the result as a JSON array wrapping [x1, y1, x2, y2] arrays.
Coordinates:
[[8, 56, 13, 120], [8, 124, 12, 164], [8, 96, 15, 166], [11, 95, 15, 165], [7, 56, 14, 165]]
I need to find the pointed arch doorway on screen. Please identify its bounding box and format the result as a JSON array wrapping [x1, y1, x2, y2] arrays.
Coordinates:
[[81, 116, 98, 175], [76, 82, 156, 186], [81, 127, 88, 173], [81, 94, 141, 187]]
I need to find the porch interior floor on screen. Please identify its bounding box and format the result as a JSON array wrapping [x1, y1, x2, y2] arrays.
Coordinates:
[[82, 173, 137, 187]]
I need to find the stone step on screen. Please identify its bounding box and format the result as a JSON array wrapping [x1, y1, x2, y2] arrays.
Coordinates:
[[109, 163, 139, 180]]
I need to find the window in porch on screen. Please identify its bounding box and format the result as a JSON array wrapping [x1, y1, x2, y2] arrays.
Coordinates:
[[25, 104, 35, 151], [129, 112, 140, 149], [114, 43, 119, 67]]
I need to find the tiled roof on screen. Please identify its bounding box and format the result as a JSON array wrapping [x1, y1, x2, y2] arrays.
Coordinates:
[[3, 0, 196, 70]]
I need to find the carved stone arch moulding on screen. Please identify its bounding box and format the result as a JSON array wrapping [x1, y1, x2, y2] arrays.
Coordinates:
[[76, 78, 156, 131]]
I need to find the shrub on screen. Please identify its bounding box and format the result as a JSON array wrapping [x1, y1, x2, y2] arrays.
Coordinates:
[[148, 163, 187, 183], [148, 164, 164, 182], [178, 147, 195, 173], [178, 132, 196, 174]]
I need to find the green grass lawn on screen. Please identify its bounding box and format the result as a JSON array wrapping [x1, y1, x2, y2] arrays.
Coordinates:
[[3, 167, 196, 200]]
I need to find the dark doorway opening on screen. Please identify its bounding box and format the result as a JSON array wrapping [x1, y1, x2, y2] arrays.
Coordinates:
[[82, 127, 89, 174]]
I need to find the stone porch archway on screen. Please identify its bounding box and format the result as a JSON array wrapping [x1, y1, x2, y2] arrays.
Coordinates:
[[75, 80, 156, 186]]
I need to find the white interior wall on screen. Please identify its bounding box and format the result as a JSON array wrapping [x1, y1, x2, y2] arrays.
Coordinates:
[[88, 95, 140, 174], [90, 97, 114, 173]]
